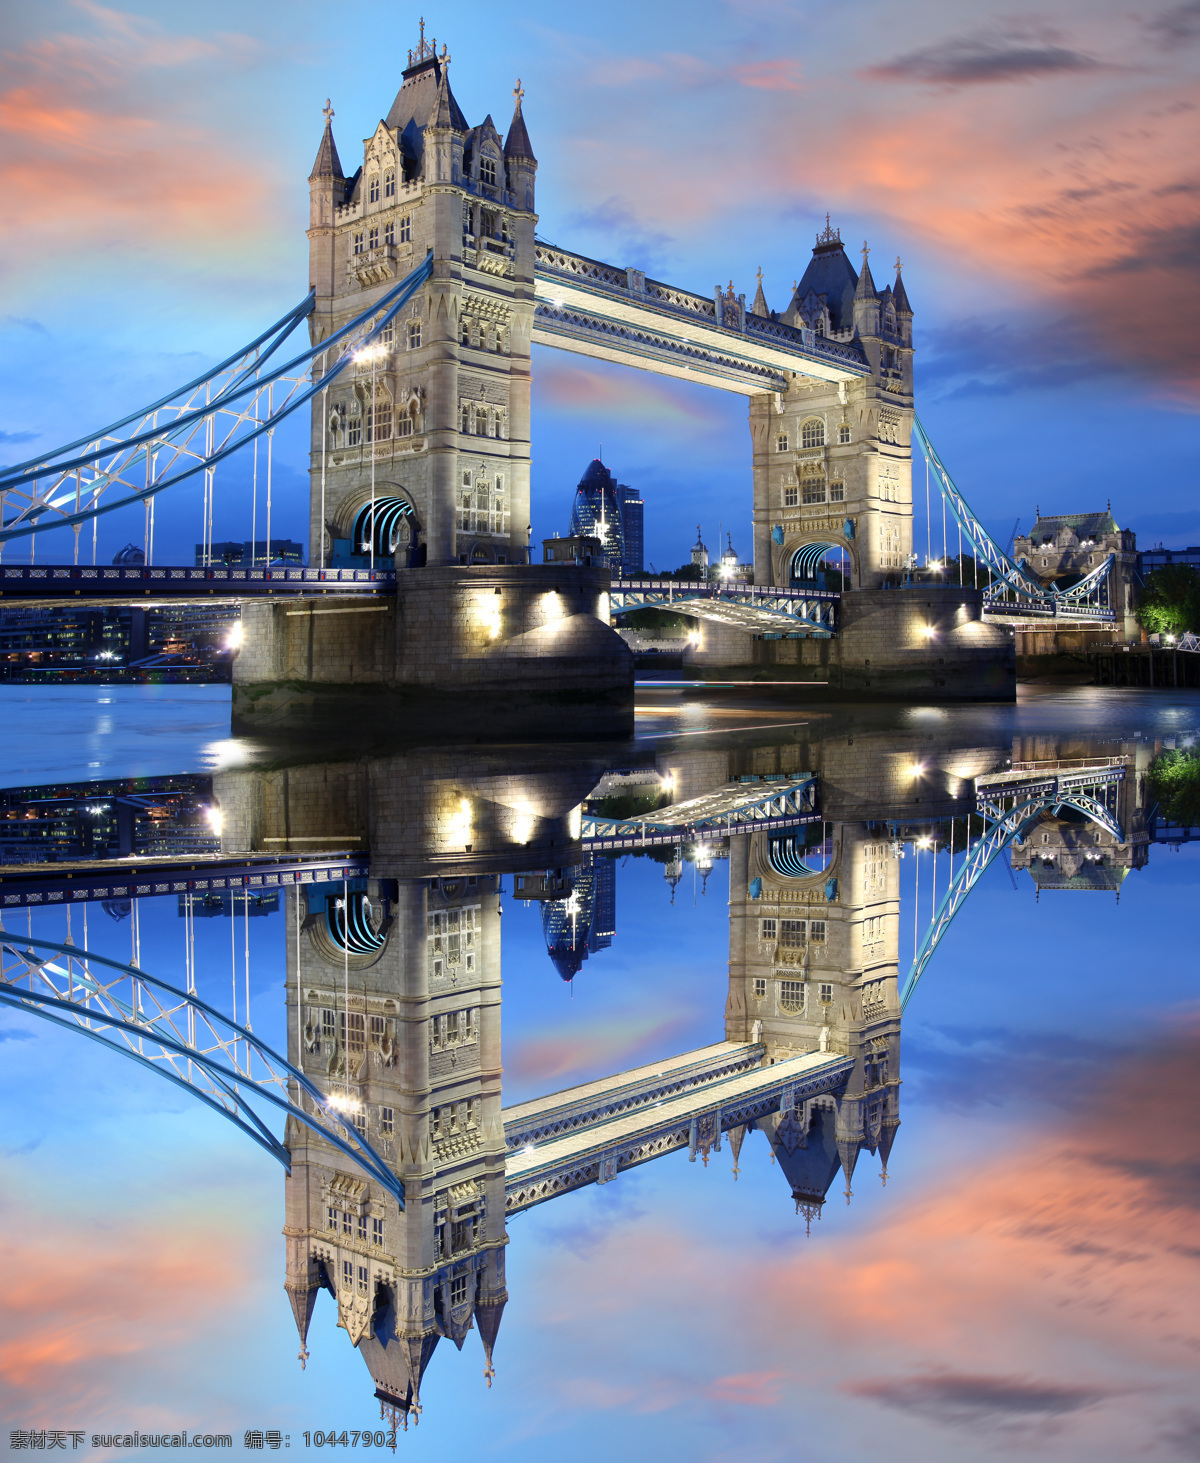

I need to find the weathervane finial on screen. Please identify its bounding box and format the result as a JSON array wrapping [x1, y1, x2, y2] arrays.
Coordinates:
[[895, 255, 903, 274], [815, 214, 841, 247], [513, 77, 525, 107], [322, 98, 334, 125]]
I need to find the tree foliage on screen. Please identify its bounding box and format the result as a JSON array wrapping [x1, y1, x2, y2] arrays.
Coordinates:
[[1137, 565, 1200, 636], [1147, 749, 1200, 827]]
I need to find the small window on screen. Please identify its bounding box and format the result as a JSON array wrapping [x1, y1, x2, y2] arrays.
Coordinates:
[[342, 1259, 354, 1290], [399, 215, 412, 244], [352, 1109, 367, 1136], [384, 170, 395, 198], [753, 977, 767, 999], [461, 404, 472, 434], [383, 220, 395, 246], [357, 1265, 369, 1297], [784, 485, 799, 508], [760, 917, 777, 943], [368, 174, 380, 205], [326, 1205, 338, 1232], [461, 316, 471, 345], [341, 1211, 353, 1236], [380, 320, 394, 348], [780, 919, 805, 947], [829, 482, 845, 503], [818, 982, 834, 1004], [407, 321, 422, 350], [370, 1014, 386, 1044], [801, 418, 826, 448], [321, 1009, 335, 1038], [397, 406, 415, 437], [352, 231, 365, 256], [776, 433, 789, 452], [801, 475, 826, 506], [340, 1011, 365, 1053], [371, 1216, 384, 1246], [779, 980, 805, 1013], [380, 1106, 394, 1136], [480, 154, 497, 187], [368, 226, 379, 250], [809, 920, 827, 943], [346, 410, 361, 447], [450, 1273, 470, 1305], [356, 1212, 367, 1241], [838, 424, 851, 445]]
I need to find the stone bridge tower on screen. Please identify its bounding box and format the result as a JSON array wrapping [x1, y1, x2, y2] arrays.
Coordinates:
[[307, 28, 537, 570], [749, 223, 914, 592], [725, 820, 902, 1218]]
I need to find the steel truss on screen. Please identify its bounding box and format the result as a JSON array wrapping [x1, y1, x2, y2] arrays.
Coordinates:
[[0, 256, 433, 552], [913, 415, 1116, 622], [610, 580, 839, 636], [582, 774, 820, 850], [0, 931, 403, 1204], [900, 771, 1126, 1009]]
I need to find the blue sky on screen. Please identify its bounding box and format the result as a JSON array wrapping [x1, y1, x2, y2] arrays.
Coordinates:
[[0, 0, 1196, 572]]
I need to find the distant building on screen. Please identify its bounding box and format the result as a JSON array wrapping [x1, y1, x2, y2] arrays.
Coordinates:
[[691, 527, 709, 574], [542, 533, 604, 566], [1012, 509, 1139, 641], [195, 539, 305, 568], [1140, 545, 1200, 575], [540, 856, 616, 981], [569, 460, 642, 575]]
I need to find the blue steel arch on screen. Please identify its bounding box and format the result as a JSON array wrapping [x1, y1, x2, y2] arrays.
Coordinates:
[[767, 832, 827, 878], [789, 541, 844, 582], [900, 787, 1124, 1010], [0, 932, 403, 1204], [0, 255, 433, 548], [327, 890, 390, 954], [352, 495, 416, 558]]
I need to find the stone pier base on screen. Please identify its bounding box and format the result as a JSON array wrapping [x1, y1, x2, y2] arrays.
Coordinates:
[[683, 586, 1015, 700], [232, 564, 634, 740]]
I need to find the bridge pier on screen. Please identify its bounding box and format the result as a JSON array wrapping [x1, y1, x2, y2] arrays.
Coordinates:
[[684, 585, 1013, 699], [231, 564, 633, 739]]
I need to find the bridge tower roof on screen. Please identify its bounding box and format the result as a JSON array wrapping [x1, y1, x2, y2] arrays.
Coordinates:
[[385, 47, 469, 136], [308, 111, 344, 182], [504, 83, 536, 162], [793, 217, 859, 332]]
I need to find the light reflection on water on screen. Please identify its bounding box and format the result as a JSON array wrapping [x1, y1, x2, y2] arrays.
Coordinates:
[[0, 683, 1197, 1461]]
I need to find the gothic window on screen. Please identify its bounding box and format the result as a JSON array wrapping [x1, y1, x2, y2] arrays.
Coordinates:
[[368, 174, 380, 205], [784, 485, 799, 508], [352, 231, 365, 256], [461, 316, 471, 345], [801, 468, 826, 505], [399, 215, 412, 244], [480, 154, 497, 188], [753, 977, 767, 999], [492, 409, 503, 439], [352, 1109, 367, 1136], [341, 1210, 353, 1236], [809, 920, 827, 943], [776, 433, 789, 452], [380, 1106, 394, 1136], [462, 201, 472, 239], [396, 402, 415, 437], [779, 980, 805, 1013], [368, 226, 379, 250], [369, 1015, 386, 1044], [878, 410, 900, 445], [450, 1274, 470, 1306], [380, 321, 394, 347], [461, 404, 472, 434], [407, 321, 422, 350], [818, 982, 834, 1004], [384, 220, 395, 246], [800, 418, 825, 448], [342, 1260, 354, 1290], [384, 169, 395, 198], [327, 1206, 338, 1232], [346, 403, 362, 447], [760, 917, 777, 943], [356, 1213, 368, 1241], [838, 424, 851, 444], [340, 1011, 365, 1053], [372, 1217, 384, 1246], [829, 481, 845, 503], [357, 1266, 369, 1297], [780, 919, 805, 947], [322, 1009, 335, 1039], [366, 400, 391, 443]]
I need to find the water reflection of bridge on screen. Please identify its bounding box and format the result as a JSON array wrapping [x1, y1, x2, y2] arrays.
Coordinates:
[[0, 726, 1157, 1423]]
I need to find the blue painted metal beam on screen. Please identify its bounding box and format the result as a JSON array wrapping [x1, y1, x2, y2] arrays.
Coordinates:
[[0, 564, 396, 602]]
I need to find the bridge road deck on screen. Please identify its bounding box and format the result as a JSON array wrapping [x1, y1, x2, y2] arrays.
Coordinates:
[[0, 564, 396, 607], [503, 1047, 854, 1214]]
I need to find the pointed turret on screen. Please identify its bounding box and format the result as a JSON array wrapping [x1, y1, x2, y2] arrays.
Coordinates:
[[476, 1298, 507, 1386], [309, 103, 345, 181], [853, 241, 880, 341], [854, 242, 878, 302], [751, 268, 769, 319], [430, 64, 461, 131], [504, 79, 536, 161], [892, 258, 912, 317]]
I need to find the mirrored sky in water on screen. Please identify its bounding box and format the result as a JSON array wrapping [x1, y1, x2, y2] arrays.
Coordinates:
[[0, 685, 1198, 1462]]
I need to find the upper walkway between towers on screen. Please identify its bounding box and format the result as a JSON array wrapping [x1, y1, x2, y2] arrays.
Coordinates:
[[532, 241, 872, 396], [0, 563, 394, 607]]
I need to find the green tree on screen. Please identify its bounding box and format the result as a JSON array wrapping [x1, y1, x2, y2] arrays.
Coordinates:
[[1147, 749, 1200, 827], [1137, 565, 1200, 637]]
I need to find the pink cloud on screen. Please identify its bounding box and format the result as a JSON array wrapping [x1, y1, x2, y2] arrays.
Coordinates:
[[505, 1010, 694, 1086], [730, 60, 803, 92]]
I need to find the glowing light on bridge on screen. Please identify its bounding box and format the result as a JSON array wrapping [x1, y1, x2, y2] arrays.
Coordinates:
[[447, 798, 473, 848]]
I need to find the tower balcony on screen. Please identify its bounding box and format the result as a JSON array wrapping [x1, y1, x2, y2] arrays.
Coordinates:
[[348, 245, 400, 287]]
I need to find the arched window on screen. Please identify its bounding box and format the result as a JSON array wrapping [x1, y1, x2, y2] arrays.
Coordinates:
[[480, 153, 497, 188], [800, 418, 825, 449], [367, 174, 380, 205], [384, 170, 395, 198], [492, 409, 503, 439], [776, 433, 789, 452], [460, 316, 471, 346], [461, 404, 471, 434], [838, 424, 851, 445]]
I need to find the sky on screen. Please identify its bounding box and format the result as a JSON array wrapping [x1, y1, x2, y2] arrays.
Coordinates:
[[0, 0, 1196, 570]]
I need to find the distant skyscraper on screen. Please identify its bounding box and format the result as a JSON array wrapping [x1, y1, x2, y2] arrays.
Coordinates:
[[540, 856, 616, 981], [569, 460, 643, 575]]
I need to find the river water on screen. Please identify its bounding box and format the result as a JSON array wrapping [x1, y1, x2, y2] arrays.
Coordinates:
[[0, 683, 1197, 1462]]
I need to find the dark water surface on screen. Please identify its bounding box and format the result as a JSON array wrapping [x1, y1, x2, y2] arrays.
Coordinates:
[[0, 684, 1197, 1462]]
